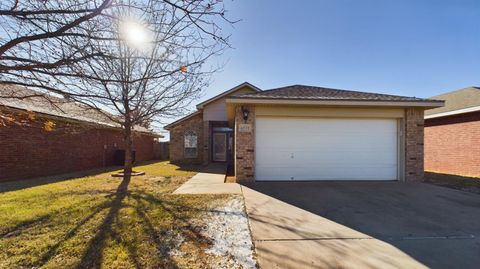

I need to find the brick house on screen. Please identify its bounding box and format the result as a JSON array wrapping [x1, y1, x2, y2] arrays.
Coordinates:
[[424, 87, 480, 177], [0, 86, 161, 181], [166, 82, 443, 183]]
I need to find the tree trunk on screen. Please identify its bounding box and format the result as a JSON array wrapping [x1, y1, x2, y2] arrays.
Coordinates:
[[123, 121, 133, 177]]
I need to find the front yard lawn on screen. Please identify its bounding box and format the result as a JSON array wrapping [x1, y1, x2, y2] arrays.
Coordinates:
[[0, 161, 230, 268]]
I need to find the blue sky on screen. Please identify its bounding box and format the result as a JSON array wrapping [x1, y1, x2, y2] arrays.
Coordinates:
[[160, 0, 479, 136], [205, 0, 479, 98]]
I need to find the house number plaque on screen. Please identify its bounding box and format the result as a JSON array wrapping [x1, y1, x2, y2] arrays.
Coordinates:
[[238, 124, 252, 133]]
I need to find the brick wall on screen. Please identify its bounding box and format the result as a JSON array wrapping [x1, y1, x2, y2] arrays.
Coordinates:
[[202, 120, 210, 165], [169, 113, 205, 164], [234, 105, 255, 182], [0, 113, 154, 181], [405, 108, 425, 181], [425, 111, 480, 177], [131, 132, 155, 162]]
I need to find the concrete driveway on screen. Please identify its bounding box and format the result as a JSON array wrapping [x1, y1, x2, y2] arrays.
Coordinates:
[[241, 182, 480, 269]]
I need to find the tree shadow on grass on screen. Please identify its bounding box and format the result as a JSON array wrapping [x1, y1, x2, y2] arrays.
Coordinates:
[[33, 199, 115, 267], [73, 176, 214, 268], [0, 166, 122, 193], [1, 172, 217, 268], [75, 175, 133, 268], [0, 160, 216, 194], [21, 175, 213, 269], [0, 191, 117, 238]]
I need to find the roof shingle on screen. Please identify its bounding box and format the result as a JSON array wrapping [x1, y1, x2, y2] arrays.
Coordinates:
[[0, 85, 159, 136], [230, 84, 440, 103], [425, 87, 480, 116]]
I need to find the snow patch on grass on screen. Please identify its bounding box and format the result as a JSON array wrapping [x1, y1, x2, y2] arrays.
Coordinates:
[[202, 196, 257, 269]]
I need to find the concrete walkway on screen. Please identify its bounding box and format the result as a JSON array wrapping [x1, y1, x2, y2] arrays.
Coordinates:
[[241, 185, 428, 269], [173, 163, 241, 194]]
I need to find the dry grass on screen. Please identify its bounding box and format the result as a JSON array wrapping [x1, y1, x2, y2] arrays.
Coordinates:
[[425, 171, 480, 194], [0, 161, 229, 268]]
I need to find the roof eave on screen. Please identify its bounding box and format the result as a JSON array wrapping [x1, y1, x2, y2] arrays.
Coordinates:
[[225, 98, 445, 108], [139, 131, 164, 138], [196, 82, 261, 109], [164, 111, 201, 130], [1, 104, 162, 137], [425, 105, 480, 119]]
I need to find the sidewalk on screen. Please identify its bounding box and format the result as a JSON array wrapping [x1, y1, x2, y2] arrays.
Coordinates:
[[173, 163, 242, 194]]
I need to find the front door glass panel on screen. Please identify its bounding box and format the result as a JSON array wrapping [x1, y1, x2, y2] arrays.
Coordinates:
[[213, 133, 227, 162]]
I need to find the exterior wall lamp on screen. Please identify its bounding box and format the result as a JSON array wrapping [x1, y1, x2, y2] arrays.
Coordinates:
[[241, 106, 250, 122]]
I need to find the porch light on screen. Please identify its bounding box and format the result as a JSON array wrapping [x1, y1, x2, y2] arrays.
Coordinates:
[[241, 106, 249, 121]]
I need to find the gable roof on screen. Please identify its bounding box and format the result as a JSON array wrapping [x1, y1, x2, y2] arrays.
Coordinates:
[[227, 84, 444, 107], [425, 87, 480, 118], [196, 82, 261, 109], [163, 110, 201, 130], [0, 85, 161, 137], [164, 82, 261, 130]]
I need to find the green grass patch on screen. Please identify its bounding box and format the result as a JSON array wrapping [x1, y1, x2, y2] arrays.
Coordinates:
[[0, 161, 227, 268]]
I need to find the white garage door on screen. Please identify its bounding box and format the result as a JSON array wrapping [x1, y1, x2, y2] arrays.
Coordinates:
[[255, 117, 398, 181]]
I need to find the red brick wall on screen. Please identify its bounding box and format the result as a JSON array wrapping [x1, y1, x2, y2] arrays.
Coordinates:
[[425, 111, 480, 177], [0, 115, 154, 181]]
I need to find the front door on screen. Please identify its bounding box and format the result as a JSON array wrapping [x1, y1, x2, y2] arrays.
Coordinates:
[[213, 133, 227, 162]]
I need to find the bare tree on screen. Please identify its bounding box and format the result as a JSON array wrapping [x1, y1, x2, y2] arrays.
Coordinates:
[[0, 0, 233, 175]]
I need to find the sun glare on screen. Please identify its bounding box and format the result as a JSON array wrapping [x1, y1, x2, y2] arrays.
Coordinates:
[[119, 19, 152, 51]]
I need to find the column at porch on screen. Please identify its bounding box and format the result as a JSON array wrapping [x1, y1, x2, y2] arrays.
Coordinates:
[[405, 108, 425, 181], [234, 105, 255, 183]]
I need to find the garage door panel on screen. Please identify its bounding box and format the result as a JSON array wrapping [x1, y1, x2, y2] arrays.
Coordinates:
[[255, 165, 397, 181], [258, 134, 396, 149], [256, 152, 396, 167], [258, 144, 395, 153], [256, 147, 397, 164], [255, 117, 398, 181], [256, 118, 396, 133]]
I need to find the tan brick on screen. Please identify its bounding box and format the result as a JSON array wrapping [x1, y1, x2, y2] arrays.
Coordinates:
[[234, 105, 255, 183], [169, 113, 205, 164], [405, 108, 425, 181]]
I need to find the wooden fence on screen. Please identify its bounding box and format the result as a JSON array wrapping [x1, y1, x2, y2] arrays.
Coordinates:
[[153, 141, 169, 160]]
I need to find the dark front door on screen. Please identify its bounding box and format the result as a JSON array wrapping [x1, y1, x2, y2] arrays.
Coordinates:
[[213, 132, 227, 162]]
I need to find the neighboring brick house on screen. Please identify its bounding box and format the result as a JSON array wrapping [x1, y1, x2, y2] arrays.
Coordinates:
[[166, 82, 443, 183], [0, 86, 161, 181], [424, 87, 480, 177]]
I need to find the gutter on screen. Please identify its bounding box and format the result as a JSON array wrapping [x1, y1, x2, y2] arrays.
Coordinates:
[[425, 105, 480, 119], [225, 98, 445, 108]]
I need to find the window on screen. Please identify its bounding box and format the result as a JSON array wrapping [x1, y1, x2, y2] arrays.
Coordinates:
[[212, 127, 233, 132], [184, 132, 197, 158]]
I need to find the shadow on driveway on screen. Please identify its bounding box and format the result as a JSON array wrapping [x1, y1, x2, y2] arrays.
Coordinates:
[[242, 181, 480, 269]]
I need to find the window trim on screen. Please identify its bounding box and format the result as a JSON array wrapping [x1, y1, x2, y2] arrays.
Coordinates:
[[184, 131, 198, 158]]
